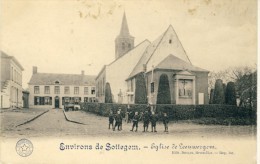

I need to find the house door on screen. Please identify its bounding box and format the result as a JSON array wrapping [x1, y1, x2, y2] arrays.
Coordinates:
[[55, 96, 60, 108]]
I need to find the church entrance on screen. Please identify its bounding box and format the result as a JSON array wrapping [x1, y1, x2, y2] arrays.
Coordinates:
[[55, 96, 60, 108]]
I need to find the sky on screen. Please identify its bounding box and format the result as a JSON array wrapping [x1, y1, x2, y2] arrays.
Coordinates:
[[1, 0, 257, 89]]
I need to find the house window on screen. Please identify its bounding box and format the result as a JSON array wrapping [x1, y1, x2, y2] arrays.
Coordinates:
[[44, 86, 50, 94], [128, 43, 131, 49], [34, 86, 40, 94], [74, 97, 81, 104], [55, 81, 60, 84], [54, 86, 60, 94], [84, 87, 88, 95], [151, 82, 154, 93], [74, 87, 79, 94], [64, 86, 70, 94], [91, 87, 95, 95], [44, 97, 52, 105], [169, 39, 172, 44], [84, 97, 89, 102]]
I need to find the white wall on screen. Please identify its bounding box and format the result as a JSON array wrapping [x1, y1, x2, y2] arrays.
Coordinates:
[[106, 40, 150, 103]]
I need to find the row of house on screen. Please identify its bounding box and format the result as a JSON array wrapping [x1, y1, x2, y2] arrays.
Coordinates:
[[1, 12, 209, 109]]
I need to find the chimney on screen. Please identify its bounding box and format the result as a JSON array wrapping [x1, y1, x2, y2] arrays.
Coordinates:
[[81, 70, 85, 75], [33, 66, 37, 74]]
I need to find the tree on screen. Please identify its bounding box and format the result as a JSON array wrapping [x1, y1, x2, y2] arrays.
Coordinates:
[[157, 74, 171, 104], [134, 73, 147, 104], [213, 79, 225, 104], [209, 89, 214, 104], [225, 82, 236, 105], [105, 82, 113, 103]]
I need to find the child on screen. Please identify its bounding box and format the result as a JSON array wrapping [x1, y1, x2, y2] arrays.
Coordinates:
[[113, 111, 123, 131], [130, 112, 139, 132], [162, 113, 169, 132], [150, 112, 157, 132], [142, 111, 150, 132], [108, 111, 114, 129]]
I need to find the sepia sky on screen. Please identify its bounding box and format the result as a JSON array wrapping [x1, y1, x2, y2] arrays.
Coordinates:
[[1, 0, 257, 88]]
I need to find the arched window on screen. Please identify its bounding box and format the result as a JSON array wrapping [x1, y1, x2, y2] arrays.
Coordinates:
[[122, 43, 125, 50]]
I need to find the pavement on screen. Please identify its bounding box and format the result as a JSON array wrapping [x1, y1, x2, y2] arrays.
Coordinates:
[[0, 108, 256, 139]]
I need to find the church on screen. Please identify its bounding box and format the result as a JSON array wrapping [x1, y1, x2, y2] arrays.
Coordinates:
[[96, 13, 209, 105]]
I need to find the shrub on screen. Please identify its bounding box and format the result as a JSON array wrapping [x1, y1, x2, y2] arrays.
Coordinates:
[[105, 82, 113, 103], [225, 82, 236, 105], [156, 74, 171, 104], [209, 89, 214, 104], [134, 73, 147, 104], [213, 79, 225, 104]]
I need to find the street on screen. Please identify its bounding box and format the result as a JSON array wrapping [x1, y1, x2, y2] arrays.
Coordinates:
[[0, 108, 256, 139]]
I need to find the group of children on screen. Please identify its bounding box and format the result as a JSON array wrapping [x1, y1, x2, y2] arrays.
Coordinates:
[[108, 107, 169, 133]]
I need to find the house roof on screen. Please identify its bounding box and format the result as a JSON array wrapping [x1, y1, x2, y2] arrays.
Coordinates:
[[155, 54, 208, 72], [28, 73, 96, 85], [1, 51, 24, 71]]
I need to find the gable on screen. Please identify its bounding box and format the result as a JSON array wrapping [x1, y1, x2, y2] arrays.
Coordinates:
[[146, 25, 191, 73]]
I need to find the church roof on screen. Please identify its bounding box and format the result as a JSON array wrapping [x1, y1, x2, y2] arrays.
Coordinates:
[[128, 32, 165, 78], [155, 54, 208, 72], [127, 25, 195, 79], [117, 12, 134, 38], [29, 73, 96, 85]]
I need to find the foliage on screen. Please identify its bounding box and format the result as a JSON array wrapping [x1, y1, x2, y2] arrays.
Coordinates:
[[156, 74, 171, 104], [209, 89, 214, 104], [134, 73, 147, 104], [105, 82, 113, 103], [213, 79, 225, 104], [225, 82, 236, 105]]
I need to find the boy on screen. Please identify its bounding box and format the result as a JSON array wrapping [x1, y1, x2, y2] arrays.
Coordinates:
[[150, 112, 158, 132], [162, 113, 169, 132], [142, 111, 150, 132], [113, 111, 123, 131], [108, 111, 114, 129], [130, 112, 139, 132]]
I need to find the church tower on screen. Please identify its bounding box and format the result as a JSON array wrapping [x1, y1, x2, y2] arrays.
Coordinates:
[[115, 12, 135, 59]]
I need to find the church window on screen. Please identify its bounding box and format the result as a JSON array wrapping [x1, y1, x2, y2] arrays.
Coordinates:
[[122, 43, 125, 50], [151, 82, 154, 93]]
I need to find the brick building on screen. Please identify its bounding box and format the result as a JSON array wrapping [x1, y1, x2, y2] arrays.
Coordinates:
[[96, 13, 209, 105], [28, 67, 96, 109]]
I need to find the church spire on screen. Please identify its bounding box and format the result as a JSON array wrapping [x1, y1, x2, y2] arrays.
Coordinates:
[[119, 12, 130, 36], [115, 12, 135, 60]]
